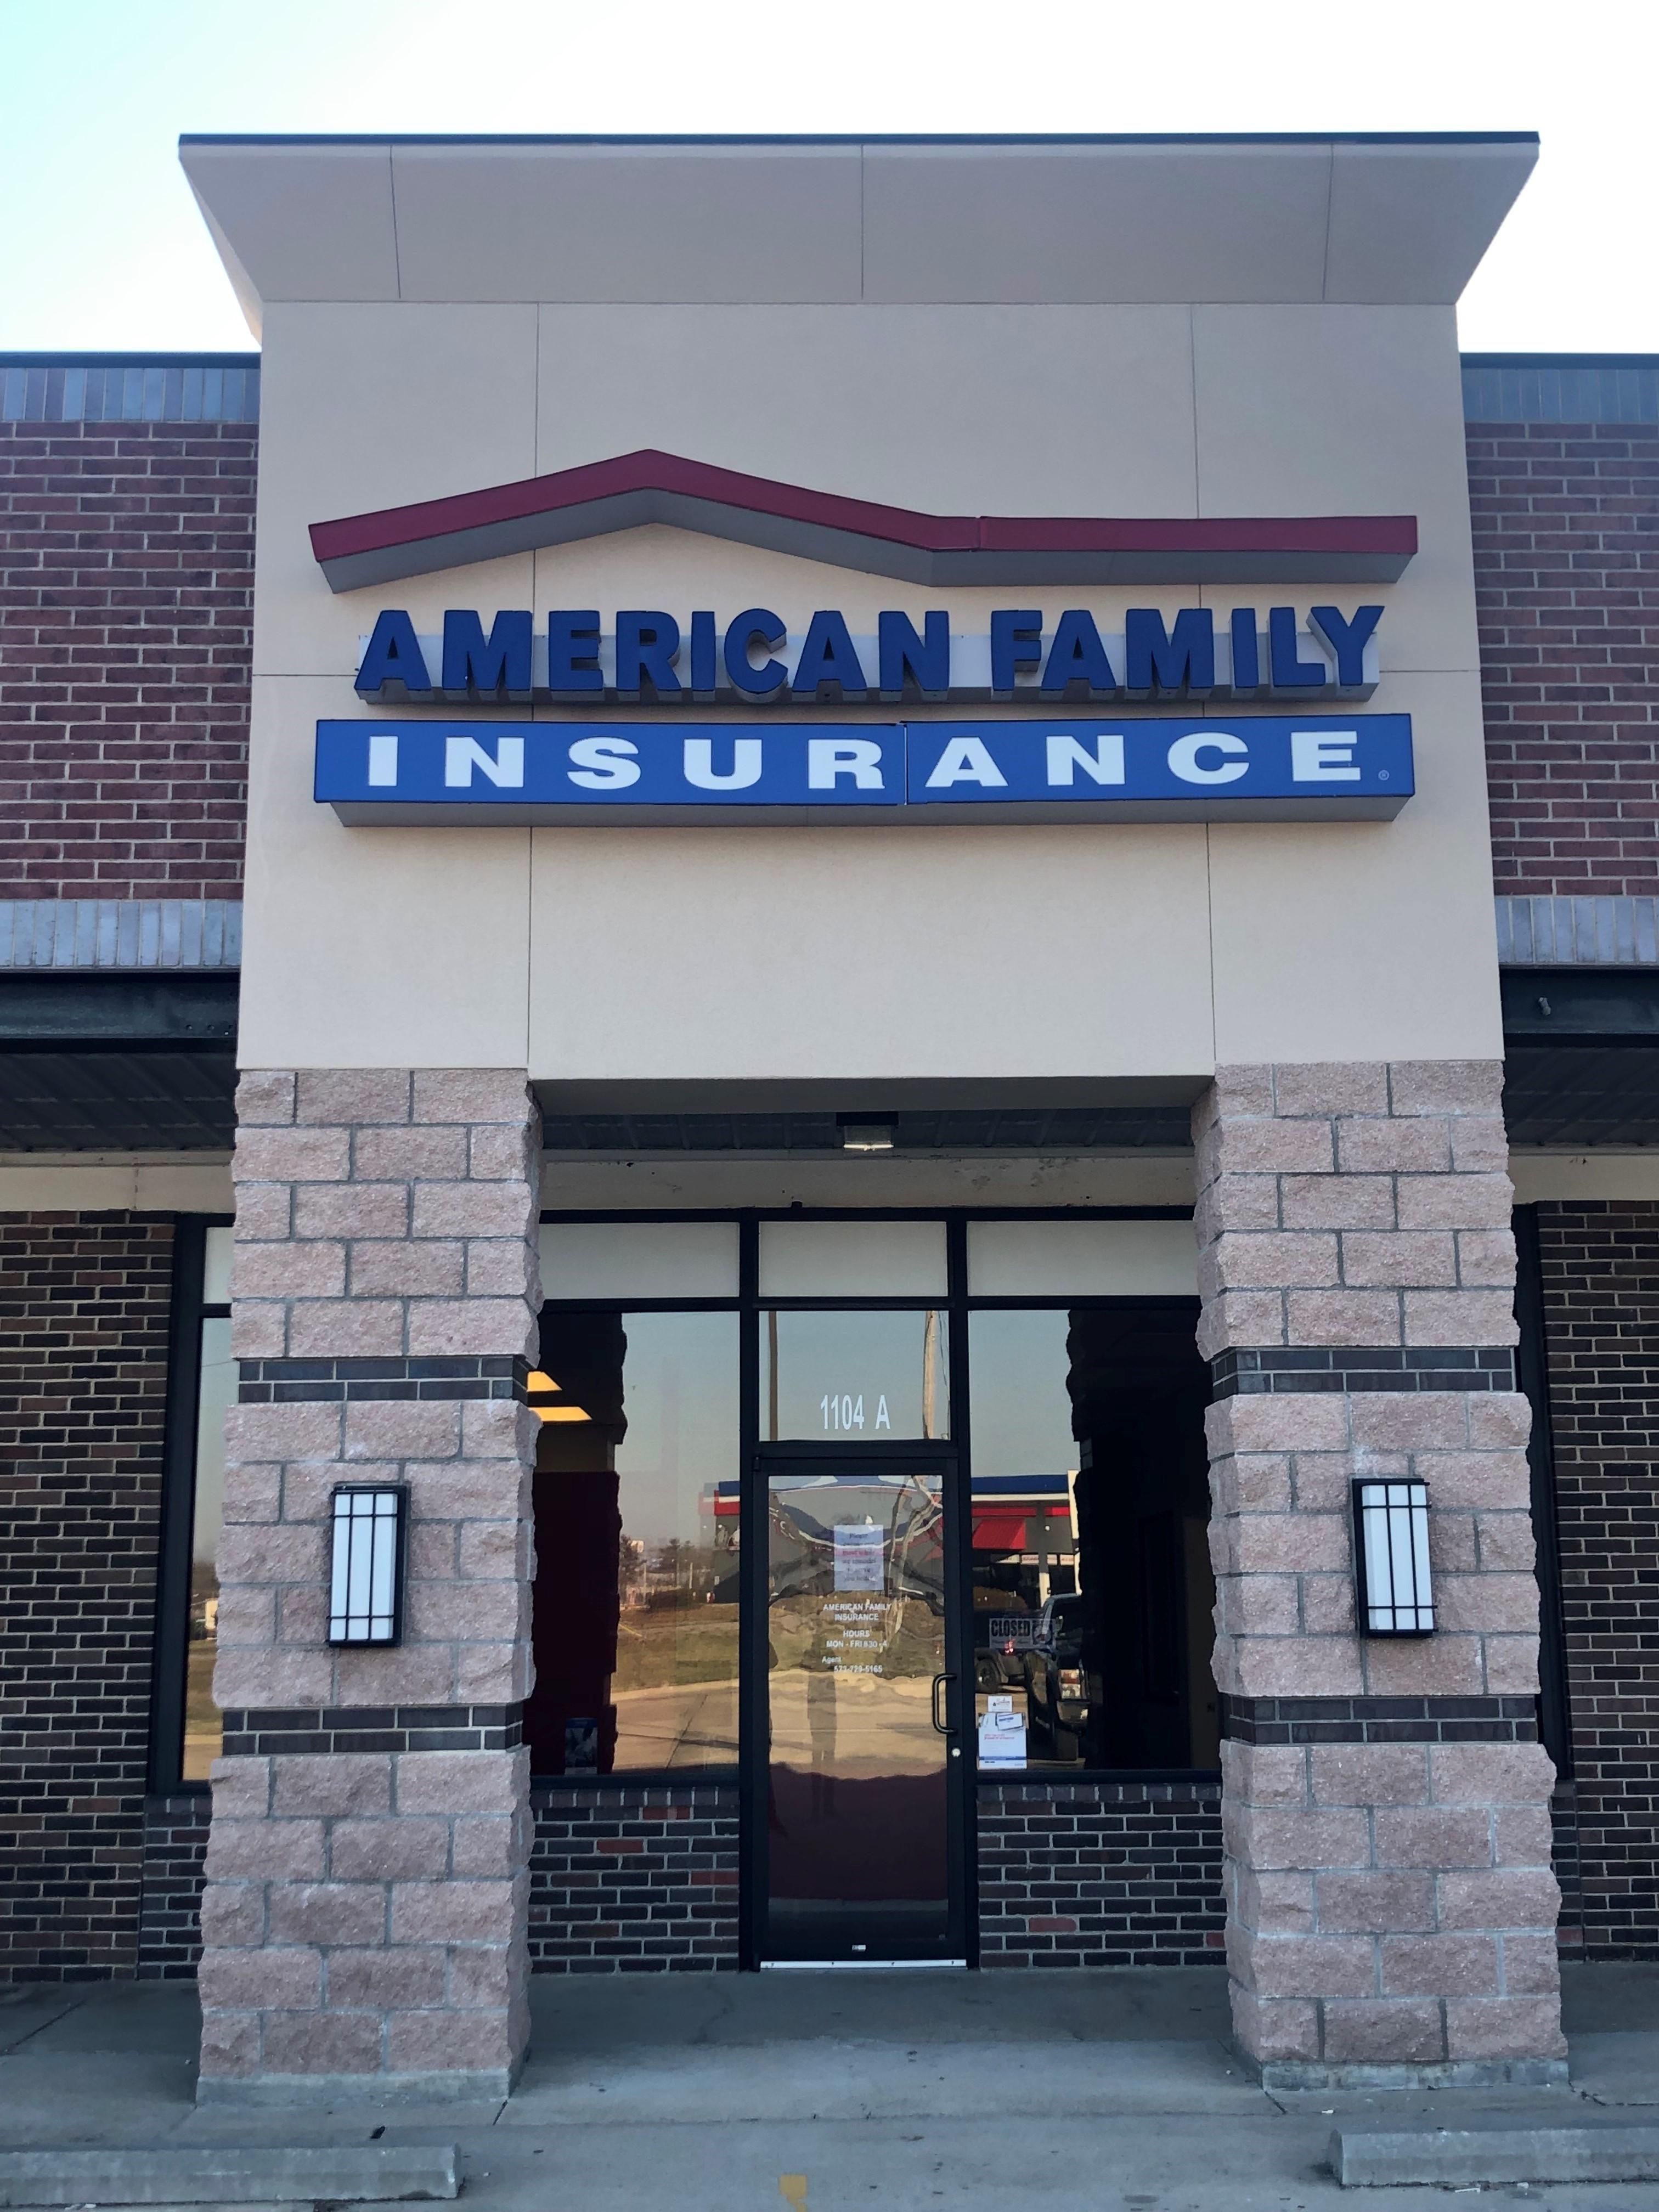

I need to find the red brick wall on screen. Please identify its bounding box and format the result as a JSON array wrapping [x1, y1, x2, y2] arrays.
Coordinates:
[[0, 1214, 176, 1977], [977, 1779, 1224, 1967], [528, 1781, 740, 1970], [1469, 421, 1659, 896], [1535, 1200, 1659, 1958], [0, 422, 255, 900]]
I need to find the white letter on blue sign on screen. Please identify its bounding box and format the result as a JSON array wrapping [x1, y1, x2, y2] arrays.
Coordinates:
[[1046, 732, 1125, 787], [1291, 730, 1361, 782], [925, 736, 1006, 788], [808, 739, 885, 789], [367, 733, 399, 787], [683, 737, 763, 790], [444, 735, 524, 788], [567, 737, 640, 789], [1167, 732, 1248, 786]]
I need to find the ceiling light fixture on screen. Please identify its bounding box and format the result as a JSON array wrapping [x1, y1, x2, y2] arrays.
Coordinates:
[[838, 1119, 896, 1152]]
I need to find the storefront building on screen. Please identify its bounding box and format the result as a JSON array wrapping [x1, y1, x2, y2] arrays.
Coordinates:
[[3, 132, 1658, 2101]]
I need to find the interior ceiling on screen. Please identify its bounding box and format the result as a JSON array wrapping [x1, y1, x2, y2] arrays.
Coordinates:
[[2, 1046, 1656, 1156]]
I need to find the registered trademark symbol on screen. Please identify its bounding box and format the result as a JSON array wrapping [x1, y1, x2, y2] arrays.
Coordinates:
[[1378, 770, 1390, 781]]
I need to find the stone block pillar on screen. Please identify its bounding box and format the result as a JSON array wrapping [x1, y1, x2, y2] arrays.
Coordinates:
[[1197, 1063, 1565, 2087], [196, 1069, 540, 2104]]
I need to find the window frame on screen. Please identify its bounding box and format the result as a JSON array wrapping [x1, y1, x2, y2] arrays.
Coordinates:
[[535, 1207, 1217, 1792], [149, 1213, 233, 1793]]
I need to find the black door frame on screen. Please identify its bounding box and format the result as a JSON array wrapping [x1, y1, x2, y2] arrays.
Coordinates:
[[747, 1438, 970, 1966]]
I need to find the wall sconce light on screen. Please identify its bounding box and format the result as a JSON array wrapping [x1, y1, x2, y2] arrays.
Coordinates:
[[328, 1484, 408, 1646], [1352, 1477, 1434, 1637]]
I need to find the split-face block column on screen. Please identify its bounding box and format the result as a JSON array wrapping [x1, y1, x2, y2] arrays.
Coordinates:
[[1196, 1063, 1565, 2087], [196, 1069, 541, 2103]]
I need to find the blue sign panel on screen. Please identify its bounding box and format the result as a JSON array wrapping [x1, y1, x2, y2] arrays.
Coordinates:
[[315, 720, 903, 810], [315, 715, 1412, 824], [904, 717, 1413, 808]]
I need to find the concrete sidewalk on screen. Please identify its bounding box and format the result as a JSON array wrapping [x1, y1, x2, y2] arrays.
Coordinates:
[[1, 1964, 1657, 2208]]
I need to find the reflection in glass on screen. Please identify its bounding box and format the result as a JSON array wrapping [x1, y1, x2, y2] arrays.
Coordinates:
[[766, 1465, 949, 1959], [527, 1311, 740, 1774], [762, 1308, 950, 1441], [757, 1219, 948, 1299], [183, 1315, 234, 1781], [967, 1307, 1217, 1774]]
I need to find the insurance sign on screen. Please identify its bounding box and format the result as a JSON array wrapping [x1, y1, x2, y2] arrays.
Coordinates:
[[315, 714, 1413, 824]]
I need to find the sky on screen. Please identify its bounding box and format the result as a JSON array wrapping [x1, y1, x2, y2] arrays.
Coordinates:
[[2, 0, 1656, 356]]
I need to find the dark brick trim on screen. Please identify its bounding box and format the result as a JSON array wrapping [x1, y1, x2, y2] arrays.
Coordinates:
[[137, 1793, 209, 1978], [1220, 1693, 1539, 1746], [0, 1212, 176, 1979], [219, 1703, 523, 1755], [1211, 1346, 1516, 1398], [1534, 1199, 1659, 1957], [236, 1355, 529, 1404], [529, 1778, 741, 1972]]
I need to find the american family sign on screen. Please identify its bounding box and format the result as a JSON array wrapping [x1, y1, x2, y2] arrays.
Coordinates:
[[353, 603, 1384, 703], [324, 600, 1410, 823], [316, 714, 1414, 824]]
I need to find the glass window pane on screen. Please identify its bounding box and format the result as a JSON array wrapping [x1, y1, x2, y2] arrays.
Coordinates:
[[539, 1220, 739, 1300], [183, 1314, 234, 1781], [758, 1220, 946, 1298], [967, 1307, 1214, 1775], [202, 1224, 233, 1306], [967, 1217, 1197, 1296], [763, 1309, 950, 1441], [528, 1310, 740, 1773]]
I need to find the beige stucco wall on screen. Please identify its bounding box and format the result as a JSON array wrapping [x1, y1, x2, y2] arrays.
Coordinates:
[[227, 150, 1514, 1087]]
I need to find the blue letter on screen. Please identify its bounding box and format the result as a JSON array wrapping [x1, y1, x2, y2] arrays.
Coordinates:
[[1229, 608, 1260, 692], [990, 610, 1043, 696], [1124, 607, 1214, 696], [878, 610, 950, 699], [440, 609, 532, 699], [689, 610, 718, 698], [548, 610, 604, 696], [792, 611, 868, 701], [724, 608, 788, 698], [1309, 605, 1383, 689], [616, 610, 682, 699], [1041, 611, 1118, 697], [1268, 607, 1327, 691], [356, 609, 430, 698]]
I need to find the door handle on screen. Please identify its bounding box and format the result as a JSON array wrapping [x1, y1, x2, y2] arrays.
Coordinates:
[[932, 1672, 956, 1734]]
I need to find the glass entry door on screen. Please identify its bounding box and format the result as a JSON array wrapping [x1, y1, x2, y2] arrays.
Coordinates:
[[757, 1447, 964, 1963]]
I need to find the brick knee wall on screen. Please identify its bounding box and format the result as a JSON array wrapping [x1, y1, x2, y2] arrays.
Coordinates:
[[977, 1779, 1224, 1966], [1536, 1200, 1659, 1959], [528, 1783, 741, 1971], [138, 1794, 210, 1978], [0, 1214, 175, 1980]]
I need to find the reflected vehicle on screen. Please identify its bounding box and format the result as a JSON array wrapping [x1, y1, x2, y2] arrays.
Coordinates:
[[1023, 1594, 1093, 1758]]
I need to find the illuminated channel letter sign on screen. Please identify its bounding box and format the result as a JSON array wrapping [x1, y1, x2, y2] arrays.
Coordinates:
[[315, 715, 1414, 824]]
